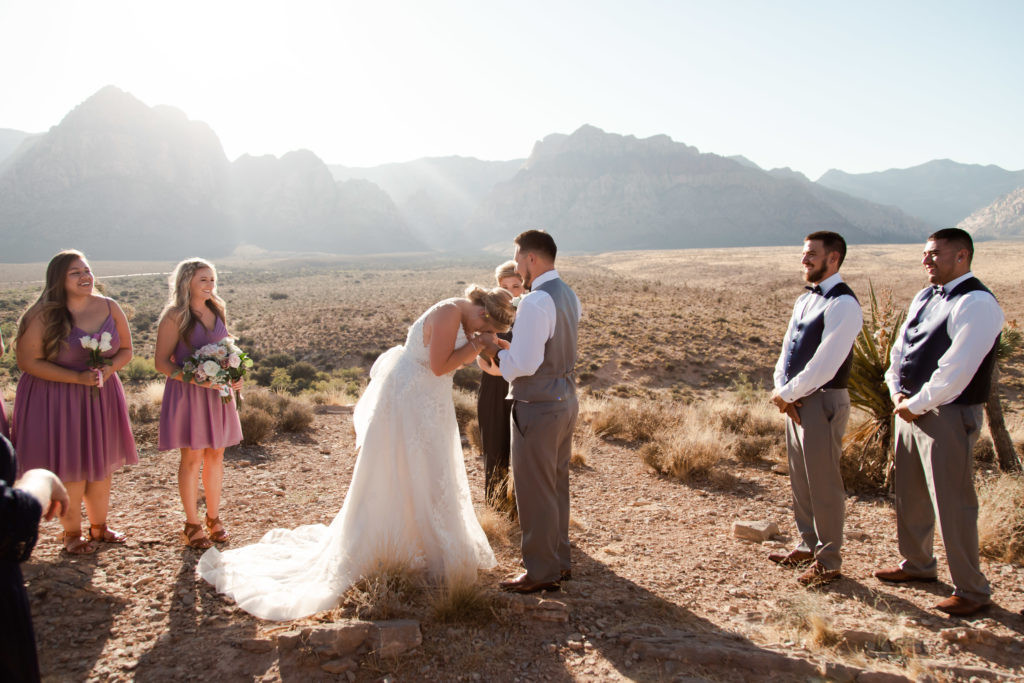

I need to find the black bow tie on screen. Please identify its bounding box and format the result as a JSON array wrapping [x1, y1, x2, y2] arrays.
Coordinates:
[[805, 285, 823, 295], [931, 285, 946, 299]]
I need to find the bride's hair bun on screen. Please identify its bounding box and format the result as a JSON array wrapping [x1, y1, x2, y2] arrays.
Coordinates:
[[465, 284, 515, 332]]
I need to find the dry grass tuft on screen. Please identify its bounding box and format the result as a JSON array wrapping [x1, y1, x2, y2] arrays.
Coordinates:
[[344, 560, 422, 621], [978, 473, 1024, 564], [571, 422, 599, 468], [589, 399, 671, 442], [641, 426, 721, 482], [142, 380, 165, 405], [767, 592, 840, 650], [429, 576, 495, 623], [240, 388, 315, 438], [841, 413, 890, 492], [476, 505, 513, 547]]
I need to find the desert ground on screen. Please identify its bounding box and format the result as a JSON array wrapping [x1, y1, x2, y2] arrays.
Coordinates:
[[1, 242, 1023, 682]]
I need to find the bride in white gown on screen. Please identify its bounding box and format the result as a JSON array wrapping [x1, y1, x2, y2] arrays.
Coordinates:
[[197, 286, 516, 620]]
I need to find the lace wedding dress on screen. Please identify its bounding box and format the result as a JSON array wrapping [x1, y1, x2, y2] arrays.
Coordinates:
[[197, 301, 496, 620]]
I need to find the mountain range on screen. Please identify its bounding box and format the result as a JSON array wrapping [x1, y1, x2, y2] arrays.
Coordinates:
[[817, 160, 1024, 230], [0, 86, 1020, 262]]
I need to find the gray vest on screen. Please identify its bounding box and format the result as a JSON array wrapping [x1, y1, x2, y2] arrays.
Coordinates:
[[509, 277, 579, 402]]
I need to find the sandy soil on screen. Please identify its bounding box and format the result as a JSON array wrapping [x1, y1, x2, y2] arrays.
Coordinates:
[[21, 406, 1024, 682]]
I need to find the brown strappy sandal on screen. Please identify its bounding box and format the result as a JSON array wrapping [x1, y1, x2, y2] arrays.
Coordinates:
[[182, 522, 213, 549], [205, 515, 228, 543], [61, 530, 97, 555], [89, 523, 127, 544]]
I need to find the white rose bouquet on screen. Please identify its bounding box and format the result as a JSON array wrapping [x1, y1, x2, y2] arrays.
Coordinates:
[[180, 339, 253, 406], [79, 331, 113, 394]]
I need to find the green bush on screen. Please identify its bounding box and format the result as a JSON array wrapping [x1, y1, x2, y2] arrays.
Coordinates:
[[121, 357, 161, 382]]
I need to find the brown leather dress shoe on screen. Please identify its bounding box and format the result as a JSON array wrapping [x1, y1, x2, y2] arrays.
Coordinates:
[[874, 566, 937, 583], [935, 595, 989, 617], [500, 572, 561, 594], [797, 561, 841, 586], [768, 549, 814, 567]]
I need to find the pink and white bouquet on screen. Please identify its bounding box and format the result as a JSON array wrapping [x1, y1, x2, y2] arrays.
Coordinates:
[[79, 331, 113, 393], [181, 339, 253, 405]]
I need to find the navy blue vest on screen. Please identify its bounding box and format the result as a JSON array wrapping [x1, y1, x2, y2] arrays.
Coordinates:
[[784, 282, 859, 389], [896, 277, 999, 405]]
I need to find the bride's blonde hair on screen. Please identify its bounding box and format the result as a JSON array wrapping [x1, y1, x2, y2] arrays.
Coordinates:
[[465, 285, 515, 332]]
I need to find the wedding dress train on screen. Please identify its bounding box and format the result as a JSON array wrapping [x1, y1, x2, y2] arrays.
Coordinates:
[[197, 302, 496, 620]]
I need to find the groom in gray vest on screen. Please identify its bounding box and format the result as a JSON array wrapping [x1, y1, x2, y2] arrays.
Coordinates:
[[488, 230, 580, 593], [876, 228, 1003, 617]]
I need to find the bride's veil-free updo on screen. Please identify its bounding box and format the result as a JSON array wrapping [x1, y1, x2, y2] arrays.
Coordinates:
[[464, 285, 515, 333]]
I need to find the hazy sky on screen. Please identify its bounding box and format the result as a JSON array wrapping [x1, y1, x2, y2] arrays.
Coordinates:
[[1, 0, 1021, 178]]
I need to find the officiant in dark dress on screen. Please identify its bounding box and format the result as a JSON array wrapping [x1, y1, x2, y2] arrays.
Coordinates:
[[2, 434, 69, 682], [477, 261, 525, 507]]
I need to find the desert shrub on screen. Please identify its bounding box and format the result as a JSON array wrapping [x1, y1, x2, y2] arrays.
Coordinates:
[[269, 292, 288, 300], [973, 436, 995, 463], [249, 366, 274, 386], [121, 356, 161, 382], [241, 388, 314, 438], [240, 407, 275, 445], [978, 473, 1024, 564], [278, 402, 314, 432], [270, 367, 292, 393], [452, 388, 477, 431], [731, 435, 776, 463], [263, 353, 295, 368], [453, 366, 480, 391], [128, 400, 159, 424], [287, 361, 318, 382], [641, 427, 721, 482], [718, 400, 780, 438], [466, 418, 482, 454]]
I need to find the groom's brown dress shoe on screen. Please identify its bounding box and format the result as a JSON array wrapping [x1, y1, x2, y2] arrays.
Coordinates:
[[874, 566, 937, 583], [500, 572, 561, 594], [935, 595, 989, 617], [768, 549, 814, 567]]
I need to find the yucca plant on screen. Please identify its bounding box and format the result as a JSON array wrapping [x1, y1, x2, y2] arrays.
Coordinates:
[[987, 320, 1022, 472], [844, 283, 905, 489]]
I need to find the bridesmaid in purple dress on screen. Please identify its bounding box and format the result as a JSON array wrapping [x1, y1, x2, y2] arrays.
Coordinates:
[[155, 258, 243, 549], [12, 250, 138, 554], [0, 331, 9, 440]]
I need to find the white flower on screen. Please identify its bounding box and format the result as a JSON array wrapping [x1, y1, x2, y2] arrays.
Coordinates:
[[79, 336, 92, 349], [201, 360, 221, 378], [98, 331, 113, 352], [228, 354, 241, 369], [511, 295, 525, 308], [197, 343, 220, 357]]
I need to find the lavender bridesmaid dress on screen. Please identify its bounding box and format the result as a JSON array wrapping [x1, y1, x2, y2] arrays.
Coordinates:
[[12, 305, 139, 480], [158, 318, 242, 451]]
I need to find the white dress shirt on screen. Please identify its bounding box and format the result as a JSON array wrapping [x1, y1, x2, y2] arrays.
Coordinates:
[[773, 272, 864, 403], [498, 270, 581, 383], [885, 271, 1004, 414]]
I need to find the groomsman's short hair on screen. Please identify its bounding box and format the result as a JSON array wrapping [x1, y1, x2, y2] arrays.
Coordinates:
[[805, 231, 847, 268], [515, 229, 557, 261], [929, 227, 974, 264]]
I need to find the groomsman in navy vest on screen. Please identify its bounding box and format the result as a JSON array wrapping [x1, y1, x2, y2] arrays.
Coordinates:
[[875, 228, 1003, 617], [771, 231, 862, 586]]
